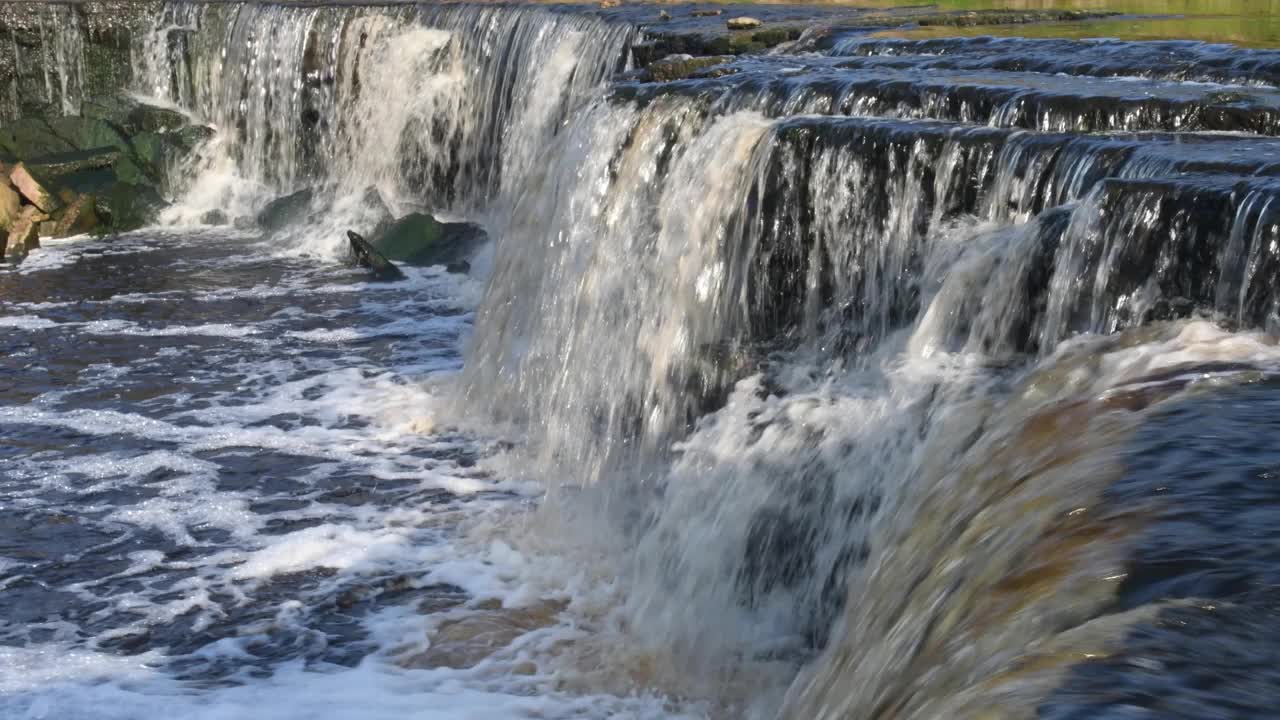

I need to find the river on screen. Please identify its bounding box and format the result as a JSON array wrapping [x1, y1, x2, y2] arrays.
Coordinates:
[[4, 2, 1280, 719]]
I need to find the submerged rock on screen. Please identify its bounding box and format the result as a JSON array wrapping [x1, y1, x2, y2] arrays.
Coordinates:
[[370, 212, 486, 267], [256, 188, 315, 233], [200, 209, 229, 226], [347, 229, 406, 282], [727, 17, 763, 30], [360, 186, 395, 237]]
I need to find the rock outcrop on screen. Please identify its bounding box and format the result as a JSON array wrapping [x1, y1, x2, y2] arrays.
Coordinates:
[[370, 212, 487, 268], [256, 188, 316, 233], [347, 229, 406, 282], [0, 95, 213, 259]]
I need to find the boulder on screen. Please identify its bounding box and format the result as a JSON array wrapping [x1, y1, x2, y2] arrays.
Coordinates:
[[46, 116, 133, 156], [95, 182, 166, 233], [5, 205, 47, 259], [53, 194, 100, 237], [371, 212, 486, 267], [130, 125, 215, 181], [347, 229, 406, 282], [359, 186, 395, 237], [0, 182, 19, 231], [727, 17, 763, 30], [257, 188, 315, 233], [23, 147, 122, 177], [200, 209, 229, 226], [80, 95, 191, 134], [10, 162, 62, 213]]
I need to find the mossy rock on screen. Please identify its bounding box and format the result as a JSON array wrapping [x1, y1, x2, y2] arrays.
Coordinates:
[[22, 147, 121, 177], [257, 188, 315, 233], [95, 181, 166, 233], [751, 28, 794, 47], [645, 54, 734, 82], [371, 212, 486, 267], [81, 95, 190, 134], [47, 116, 133, 155]]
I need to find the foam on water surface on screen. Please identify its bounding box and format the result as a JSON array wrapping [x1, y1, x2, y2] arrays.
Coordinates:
[[0, 230, 703, 720]]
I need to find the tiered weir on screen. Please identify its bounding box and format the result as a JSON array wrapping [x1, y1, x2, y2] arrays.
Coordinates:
[[6, 3, 1280, 718]]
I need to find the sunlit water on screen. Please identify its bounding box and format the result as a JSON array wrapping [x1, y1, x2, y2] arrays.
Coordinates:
[[7, 2, 1280, 718]]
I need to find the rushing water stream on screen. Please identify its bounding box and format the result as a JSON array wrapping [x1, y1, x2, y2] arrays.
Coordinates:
[[5, 2, 1280, 718]]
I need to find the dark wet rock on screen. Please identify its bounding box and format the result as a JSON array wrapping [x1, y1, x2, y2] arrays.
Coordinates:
[[21, 147, 122, 177], [47, 116, 134, 156], [360, 186, 395, 237], [643, 54, 735, 82], [727, 17, 763, 31], [658, 10, 671, 22], [94, 181, 166, 233], [692, 9, 722, 17], [80, 95, 189, 135], [0, 103, 211, 235], [370, 212, 486, 267], [53, 193, 100, 238], [0, 118, 77, 158], [445, 260, 470, 275], [256, 188, 315, 233], [0, 3, 143, 122], [347, 229, 406, 282], [200, 209, 229, 226], [129, 125, 215, 186]]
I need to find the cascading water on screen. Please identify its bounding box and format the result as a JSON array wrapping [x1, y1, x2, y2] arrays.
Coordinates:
[[130, 2, 633, 234], [8, 3, 1280, 719]]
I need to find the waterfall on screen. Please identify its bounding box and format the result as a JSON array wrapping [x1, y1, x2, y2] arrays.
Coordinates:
[[129, 2, 633, 225], [17, 2, 1280, 715]]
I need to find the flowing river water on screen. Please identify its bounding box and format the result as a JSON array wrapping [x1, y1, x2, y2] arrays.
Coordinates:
[[5, 2, 1280, 719]]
